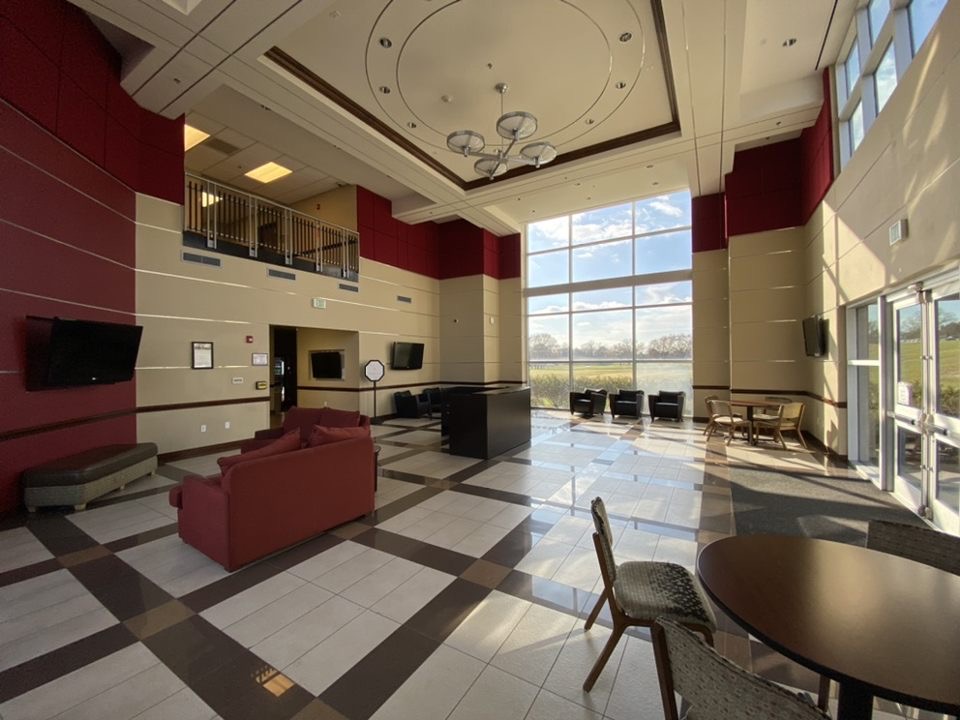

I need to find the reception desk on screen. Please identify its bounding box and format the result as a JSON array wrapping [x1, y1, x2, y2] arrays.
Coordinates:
[[445, 385, 531, 459]]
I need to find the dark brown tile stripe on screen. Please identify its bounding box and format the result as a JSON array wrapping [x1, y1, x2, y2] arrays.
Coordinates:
[[0, 623, 137, 702], [482, 516, 555, 568], [104, 522, 178, 553], [363, 487, 440, 525], [143, 615, 313, 719], [404, 577, 491, 644], [320, 626, 439, 720], [156, 464, 194, 482], [351, 527, 475, 576], [181, 554, 293, 613], [26, 514, 99, 555], [88, 483, 178, 510], [377, 467, 434, 485], [498, 569, 597, 617], [68, 554, 173, 621], [0, 557, 61, 588], [450, 481, 536, 508]]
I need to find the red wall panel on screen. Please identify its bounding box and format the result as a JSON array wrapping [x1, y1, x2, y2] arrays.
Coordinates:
[[0, 0, 185, 512], [692, 193, 726, 252]]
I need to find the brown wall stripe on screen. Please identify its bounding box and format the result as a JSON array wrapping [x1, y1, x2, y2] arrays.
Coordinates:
[[298, 380, 526, 393], [0, 397, 269, 442]]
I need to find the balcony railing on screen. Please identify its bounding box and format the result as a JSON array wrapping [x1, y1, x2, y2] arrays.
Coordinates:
[[184, 174, 360, 281]]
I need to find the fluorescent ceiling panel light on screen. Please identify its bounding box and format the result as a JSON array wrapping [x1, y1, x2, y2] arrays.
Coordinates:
[[184, 124, 210, 150], [245, 161, 293, 183]]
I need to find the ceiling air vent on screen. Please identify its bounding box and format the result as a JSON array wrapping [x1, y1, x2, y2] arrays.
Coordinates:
[[181, 251, 221, 267], [268, 268, 296, 281], [204, 137, 241, 156], [339, 283, 359, 293]]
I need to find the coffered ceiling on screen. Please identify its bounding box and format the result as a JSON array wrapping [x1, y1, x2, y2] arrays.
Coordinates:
[[72, 0, 856, 235]]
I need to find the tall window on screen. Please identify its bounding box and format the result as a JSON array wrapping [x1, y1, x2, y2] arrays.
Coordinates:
[[838, 0, 948, 165], [525, 191, 693, 410]]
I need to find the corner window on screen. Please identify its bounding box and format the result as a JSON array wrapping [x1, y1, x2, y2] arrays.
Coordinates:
[[909, 0, 948, 54], [874, 42, 897, 112]]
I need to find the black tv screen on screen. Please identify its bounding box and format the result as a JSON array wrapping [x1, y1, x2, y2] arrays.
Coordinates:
[[310, 350, 343, 379], [26, 316, 143, 390], [391, 342, 424, 370], [802, 316, 827, 357]]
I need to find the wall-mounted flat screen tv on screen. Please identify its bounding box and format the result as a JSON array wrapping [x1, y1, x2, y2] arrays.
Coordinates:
[[26, 316, 143, 390], [391, 341, 424, 370], [802, 316, 827, 357], [310, 350, 343, 379]]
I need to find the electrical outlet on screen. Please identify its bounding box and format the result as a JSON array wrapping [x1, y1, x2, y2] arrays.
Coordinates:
[[200, 424, 207, 433], [224, 421, 231, 429]]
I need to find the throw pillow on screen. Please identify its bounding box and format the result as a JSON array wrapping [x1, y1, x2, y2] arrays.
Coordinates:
[[308, 424, 369, 447], [217, 429, 300, 474]]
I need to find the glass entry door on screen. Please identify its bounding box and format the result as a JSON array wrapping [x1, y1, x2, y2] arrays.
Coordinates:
[[890, 280, 960, 534]]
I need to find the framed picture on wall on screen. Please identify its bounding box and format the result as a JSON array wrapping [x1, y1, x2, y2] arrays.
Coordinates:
[[251, 352, 268, 366], [192, 341, 214, 369]]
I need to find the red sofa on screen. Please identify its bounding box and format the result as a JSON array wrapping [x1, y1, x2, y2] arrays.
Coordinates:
[[168, 435, 375, 570], [241, 407, 371, 453]]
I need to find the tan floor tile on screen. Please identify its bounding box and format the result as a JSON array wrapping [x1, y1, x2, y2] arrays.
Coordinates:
[[124, 599, 195, 639], [58, 545, 112, 567], [460, 559, 511, 589]]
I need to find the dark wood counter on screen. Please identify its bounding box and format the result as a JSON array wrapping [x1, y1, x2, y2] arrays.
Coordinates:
[[446, 386, 531, 459]]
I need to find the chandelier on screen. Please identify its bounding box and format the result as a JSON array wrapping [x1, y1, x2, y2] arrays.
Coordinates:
[[446, 83, 557, 180]]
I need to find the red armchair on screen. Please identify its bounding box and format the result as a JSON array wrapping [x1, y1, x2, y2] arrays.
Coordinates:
[[169, 435, 375, 570], [241, 407, 370, 453]]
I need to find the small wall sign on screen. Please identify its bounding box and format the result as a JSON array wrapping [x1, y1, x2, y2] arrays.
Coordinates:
[[192, 341, 214, 369], [251, 352, 268, 366]]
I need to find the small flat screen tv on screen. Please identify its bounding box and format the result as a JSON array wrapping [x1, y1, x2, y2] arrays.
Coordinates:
[[310, 350, 343, 379], [391, 341, 424, 370], [26, 316, 143, 390], [802, 316, 827, 357]]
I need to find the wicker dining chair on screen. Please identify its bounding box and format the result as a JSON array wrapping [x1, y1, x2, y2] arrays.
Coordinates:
[[817, 519, 960, 709], [653, 619, 829, 720], [582, 498, 716, 692], [704, 398, 748, 445], [753, 401, 807, 449]]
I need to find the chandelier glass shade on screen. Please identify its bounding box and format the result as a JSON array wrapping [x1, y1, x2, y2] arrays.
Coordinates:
[[446, 83, 557, 180]]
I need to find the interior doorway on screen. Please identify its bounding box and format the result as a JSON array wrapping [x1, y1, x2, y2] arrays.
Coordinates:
[[271, 326, 298, 413]]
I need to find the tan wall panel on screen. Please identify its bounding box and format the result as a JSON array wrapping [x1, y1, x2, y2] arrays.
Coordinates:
[[290, 185, 357, 231], [730, 321, 803, 361], [730, 361, 804, 390], [730, 286, 804, 323], [692, 359, 730, 387], [728, 227, 803, 257], [137, 402, 267, 455]]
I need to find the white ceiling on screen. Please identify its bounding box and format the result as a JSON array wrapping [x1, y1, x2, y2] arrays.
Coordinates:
[[74, 0, 855, 235]]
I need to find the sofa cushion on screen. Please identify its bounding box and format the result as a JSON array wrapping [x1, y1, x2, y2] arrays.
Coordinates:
[[317, 408, 362, 428], [308, 425, 369, 447], [217, 429, 300, 474]]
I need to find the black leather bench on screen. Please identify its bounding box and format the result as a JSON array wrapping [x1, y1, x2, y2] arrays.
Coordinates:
[[22, 443, 159, 511]]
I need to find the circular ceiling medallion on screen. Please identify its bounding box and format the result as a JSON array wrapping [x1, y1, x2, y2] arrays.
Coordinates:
[[365, 0, 645, 157]]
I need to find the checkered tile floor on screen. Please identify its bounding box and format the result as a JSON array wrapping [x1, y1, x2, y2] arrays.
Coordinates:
[[0, 412, 918, 719]]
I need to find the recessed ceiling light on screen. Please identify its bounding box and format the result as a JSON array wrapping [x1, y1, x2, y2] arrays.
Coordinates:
[[585, 118, 595, 125], [615, 81, 627, 90], [782, 37, 797, 47], [776, 120, 782, 126], [184, 124, 209, 151], [619, 32, 632, 42], [379, 37, 392, 48], [652, 181, 659, 186], [407, 121, 417, 129], [245, 161, 292, 183], [646, 164, 654, 169], [379, 86, 391, 94]]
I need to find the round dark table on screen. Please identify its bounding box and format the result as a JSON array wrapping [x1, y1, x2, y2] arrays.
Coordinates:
[[697, 535, 960, 720]]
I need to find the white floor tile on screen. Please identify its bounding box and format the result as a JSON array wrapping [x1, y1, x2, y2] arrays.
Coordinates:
[[371, 567, 456, 623], [284, 610, 399, 694], [285, 540, 367, 582], [250, 595, 364, 670], [311, 547, 395, 593], [490, 603, 577, 685], [603, 635, 665, 720], [543, 625, 625, 714], [0, 527, 53, 573], [340, 557, 423, 607], [56, 661, 185, 720], [200, 571, 305, 629], [370, 645, 484, 720], [131, 687, 216, 720], [448, 665, 538, 720], [443, 590, 531, 662], [526, 689, 603, 720], [224, 581, 333, 649]]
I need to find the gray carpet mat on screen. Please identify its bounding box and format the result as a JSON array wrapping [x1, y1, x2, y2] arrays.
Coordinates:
[[728, 461, 925, 544]]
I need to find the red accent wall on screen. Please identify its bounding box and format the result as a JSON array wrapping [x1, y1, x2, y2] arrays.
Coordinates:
[[723, 72, 834, 238], [0, 0, 185, 512], [0, 0, 184, 204], [357, 187, 520, 280], [691, 193, 726, 252]]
